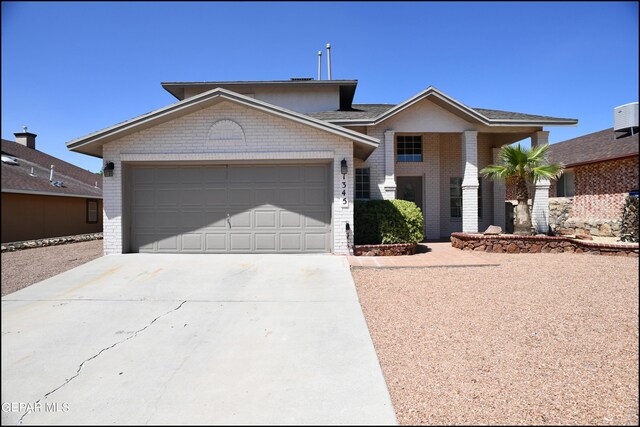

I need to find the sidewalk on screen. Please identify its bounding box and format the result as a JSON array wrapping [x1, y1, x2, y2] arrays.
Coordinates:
[[347, 241, 500, 268]]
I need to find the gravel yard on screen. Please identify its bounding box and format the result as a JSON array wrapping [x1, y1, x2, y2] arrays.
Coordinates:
[[353, 252, 639, 425], [1, 239, 103, 296]]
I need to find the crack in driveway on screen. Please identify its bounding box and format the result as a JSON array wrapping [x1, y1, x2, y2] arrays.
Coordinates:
[[16, 300, 187, 425]]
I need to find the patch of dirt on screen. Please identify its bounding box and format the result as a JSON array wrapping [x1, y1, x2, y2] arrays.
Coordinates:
[[1, 240, 103, 296], [353, 252, 639, 425]]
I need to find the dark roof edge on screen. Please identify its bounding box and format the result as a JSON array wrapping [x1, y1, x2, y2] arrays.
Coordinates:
[[562, 153, 639, 168]]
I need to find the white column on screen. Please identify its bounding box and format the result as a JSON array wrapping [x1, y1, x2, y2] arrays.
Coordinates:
[[383, 130, 396, 199], [461, 131, 479, 233], [531, 131, 550, 234], [492, 147, 506, 230]]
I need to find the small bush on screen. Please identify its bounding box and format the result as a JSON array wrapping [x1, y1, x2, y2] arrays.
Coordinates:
[[354, 199, 424, 245]]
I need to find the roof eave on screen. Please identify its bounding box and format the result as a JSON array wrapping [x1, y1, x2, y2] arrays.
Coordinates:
[[67, 88, 379, 157]]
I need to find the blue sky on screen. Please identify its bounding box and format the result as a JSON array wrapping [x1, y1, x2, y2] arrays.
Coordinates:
[[2, 1, 638, 173]]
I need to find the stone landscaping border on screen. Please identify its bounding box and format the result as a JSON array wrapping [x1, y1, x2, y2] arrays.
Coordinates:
[[451, 232, 639, 257], [354, 242, 417, 256], [1, 233, 103, 252]]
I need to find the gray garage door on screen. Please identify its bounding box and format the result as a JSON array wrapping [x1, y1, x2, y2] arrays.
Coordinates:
[[130, 164, 332, 253]]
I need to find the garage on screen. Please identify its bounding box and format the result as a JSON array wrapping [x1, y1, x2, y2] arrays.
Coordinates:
[[129, 163, 332, 253]]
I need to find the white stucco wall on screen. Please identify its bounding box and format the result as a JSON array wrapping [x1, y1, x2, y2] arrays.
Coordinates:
[[101, 100, 354, 255]]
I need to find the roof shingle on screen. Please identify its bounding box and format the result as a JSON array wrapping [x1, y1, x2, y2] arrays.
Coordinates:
[[547, 128, 639, 167], [1, 139, 102, 198]]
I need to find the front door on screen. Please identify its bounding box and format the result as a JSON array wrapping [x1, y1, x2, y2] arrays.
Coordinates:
[[396, 176, 423, 214]]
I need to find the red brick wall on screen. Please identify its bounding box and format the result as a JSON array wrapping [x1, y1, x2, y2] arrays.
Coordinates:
[[571, 157, 639, 219]]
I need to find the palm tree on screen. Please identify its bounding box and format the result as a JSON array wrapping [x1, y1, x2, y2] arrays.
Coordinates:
[[480, 143, 563, 235]]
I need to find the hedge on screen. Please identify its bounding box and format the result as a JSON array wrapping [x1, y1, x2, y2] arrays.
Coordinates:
[[354, 199, 424, 245]]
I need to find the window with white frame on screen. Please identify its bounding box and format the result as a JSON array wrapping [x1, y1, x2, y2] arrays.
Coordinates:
[[397, 135, 423, 162], [355, 168, 370, 199]]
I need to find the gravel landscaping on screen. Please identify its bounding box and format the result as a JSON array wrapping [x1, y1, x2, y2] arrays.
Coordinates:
[[353, 252, 639, 425], [1, 239, 103, 296]]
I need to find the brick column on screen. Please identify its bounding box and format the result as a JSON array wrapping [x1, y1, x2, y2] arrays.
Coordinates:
[[383, 130, 396, 199], [531, 131, 550, 234], [492, 147, 506, 230], [462, 131, 479, 233]]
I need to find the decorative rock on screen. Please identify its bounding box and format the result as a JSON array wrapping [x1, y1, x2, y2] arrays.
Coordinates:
[[483, 225, 502, 235], [574, 234, 593, 240], [557, 228, 574, 236]]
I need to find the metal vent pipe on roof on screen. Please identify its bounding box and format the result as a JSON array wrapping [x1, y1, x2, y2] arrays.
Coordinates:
[[49, 165, 54, 182], [326, 43, 332, 80], [317, 50, 322, 80]]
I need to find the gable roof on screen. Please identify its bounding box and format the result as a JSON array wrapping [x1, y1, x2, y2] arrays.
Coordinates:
[[2, 139, 102, 199], [548, 128, 639, 167], [67, 87, 380, 159], [306, 87, 578, 127]]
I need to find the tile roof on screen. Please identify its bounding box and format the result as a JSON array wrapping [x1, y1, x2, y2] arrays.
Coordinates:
[[305, 104, 575, 123], [547, 128, 639, 167], [1, 139, 102, 198]]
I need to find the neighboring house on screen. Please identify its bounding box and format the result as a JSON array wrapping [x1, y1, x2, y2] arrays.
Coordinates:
[[546, 127, 639, 237], [66, 79, 577, 254], [1, 132, 103, 243]]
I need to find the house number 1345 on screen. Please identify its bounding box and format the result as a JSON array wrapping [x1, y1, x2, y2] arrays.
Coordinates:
[[341, 174, 349, 207]]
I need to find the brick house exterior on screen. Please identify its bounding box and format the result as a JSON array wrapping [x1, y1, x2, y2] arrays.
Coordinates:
[[546, 128, 639, 236], [67, 80, 576, 254]]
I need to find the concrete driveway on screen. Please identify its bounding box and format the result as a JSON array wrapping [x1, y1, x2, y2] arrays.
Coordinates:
[[1, 254, 396, 425]]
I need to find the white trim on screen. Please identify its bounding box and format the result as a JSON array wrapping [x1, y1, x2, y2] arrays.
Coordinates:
[[120, 151, 335, 162], [2, 189, 102, 199]]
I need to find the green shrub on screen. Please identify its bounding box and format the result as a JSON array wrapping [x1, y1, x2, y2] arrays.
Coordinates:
[[354, 199, 424, 245]]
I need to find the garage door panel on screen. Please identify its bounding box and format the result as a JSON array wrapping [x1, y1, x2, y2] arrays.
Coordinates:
[[305, 234, 328, 251], [156, 168, 180, 184], [280, 211, 301, 228], [205, 188, 227, 206], [133, 189, 155, 207], [255, 210, 277, 228], [203, 167, 227, 183], [179, 168, 204, 183], [228, 166, 253, 183], [230, 211, 251, 228], [279, 167, 303, 182], [156, 189, 180, 206], [182, 234, 203, 251], [280, 234, 302, 251], [304, 188, 327, 205], [280, 189, 305, 206], [181, 189, 204, 206], [255, 189, 277, 205], [130, 164, 331, 253], [253, 166, 279, 183], [157, 235, 179, 251], [305, 165, 327, 182], [203, 211, 228, 228], [230, 233, 252, 251], [157, 211, 180, 228], [229, 188, 253, 205], [205, 234, 227, 251], [255, 234, 277, 251]]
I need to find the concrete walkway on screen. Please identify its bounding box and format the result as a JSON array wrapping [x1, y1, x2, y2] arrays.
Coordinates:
[[1, 255, 397, 425], [348, 241, 500, 268]]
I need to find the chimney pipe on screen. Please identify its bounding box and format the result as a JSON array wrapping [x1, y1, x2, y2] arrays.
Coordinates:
[[326, 43, 332, 80], [317, 50, 322, 80], [14, 126, 37, 149], [49, 165, 54, 182]]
